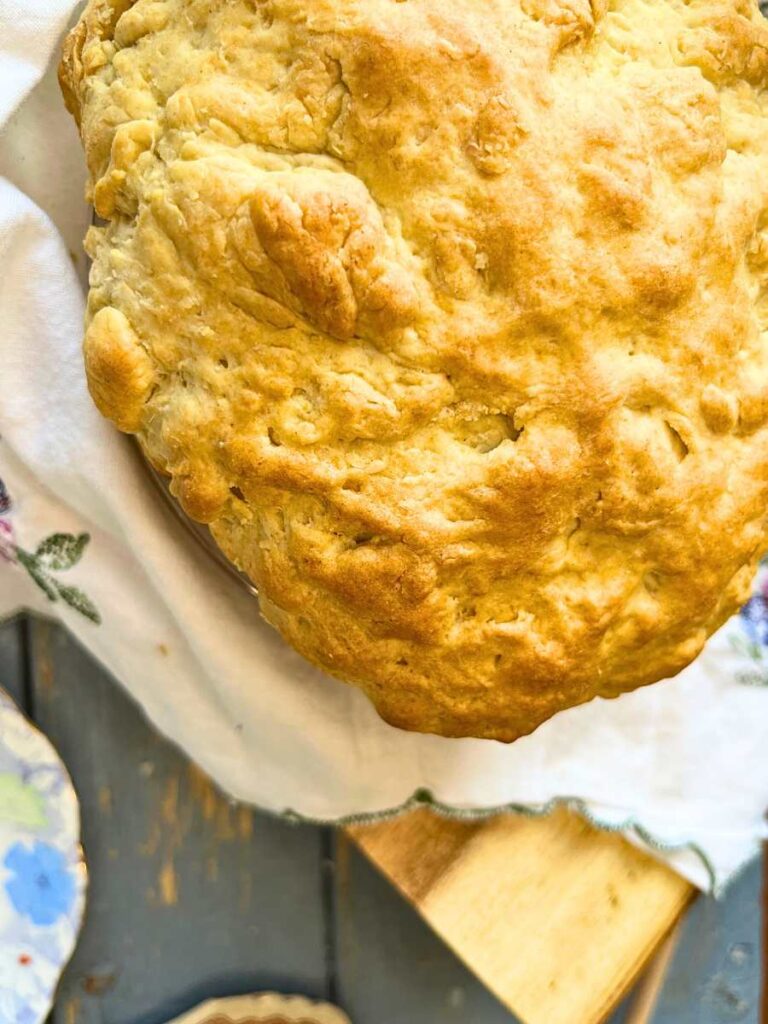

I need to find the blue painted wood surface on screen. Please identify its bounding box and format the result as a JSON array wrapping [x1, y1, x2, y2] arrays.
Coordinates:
[[0, 615, 760, 1023], [0, 614, 25, 706]]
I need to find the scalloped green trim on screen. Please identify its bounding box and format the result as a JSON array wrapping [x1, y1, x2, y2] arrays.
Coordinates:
[[277, 790, 721, 894]]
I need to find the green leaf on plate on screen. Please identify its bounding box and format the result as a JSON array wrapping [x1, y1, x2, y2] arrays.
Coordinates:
[[0, 774, 47, 829]]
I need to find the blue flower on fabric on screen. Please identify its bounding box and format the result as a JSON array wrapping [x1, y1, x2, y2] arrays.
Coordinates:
[[4, 842, 75, 926], [739, 586, 768, 649]]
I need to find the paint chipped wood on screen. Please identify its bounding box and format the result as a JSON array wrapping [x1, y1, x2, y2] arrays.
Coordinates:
[[26, 620, 327, 1023], [0, 616, 25, 705]]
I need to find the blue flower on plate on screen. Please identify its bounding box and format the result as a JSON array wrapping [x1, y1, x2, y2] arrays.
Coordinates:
[[0, 993, 38, 1024], [4, 842, 75, 926]]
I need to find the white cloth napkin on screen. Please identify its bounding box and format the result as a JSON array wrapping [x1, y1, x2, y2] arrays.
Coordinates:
[[1, 2, 767, 895]]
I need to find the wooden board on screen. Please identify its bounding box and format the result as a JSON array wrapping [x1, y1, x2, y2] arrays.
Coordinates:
[[333, 831, 528, 1023], [347, 807, 695, 1024]]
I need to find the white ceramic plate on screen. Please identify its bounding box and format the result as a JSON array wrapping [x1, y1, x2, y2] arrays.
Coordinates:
[[0, 689, 86, 1024]]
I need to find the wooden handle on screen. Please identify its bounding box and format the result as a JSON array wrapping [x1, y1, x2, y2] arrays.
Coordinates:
[[347, 807, 694, 1024], [624, 919, 684, 1024]]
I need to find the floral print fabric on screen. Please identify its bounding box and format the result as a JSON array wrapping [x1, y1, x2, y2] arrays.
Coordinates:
[[0, 477, 99, 623]]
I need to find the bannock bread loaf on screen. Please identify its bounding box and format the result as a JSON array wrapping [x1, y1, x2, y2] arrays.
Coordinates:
[[61, 0, 768, 740]]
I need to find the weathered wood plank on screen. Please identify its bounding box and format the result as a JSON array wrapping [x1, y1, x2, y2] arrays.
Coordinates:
[[346, 808, 694, 1024], [27, 619, 329, 1024], [0, 614, 26, 708]]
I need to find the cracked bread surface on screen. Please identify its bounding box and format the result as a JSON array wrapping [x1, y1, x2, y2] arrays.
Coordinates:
[[62, 0, 768, 740]]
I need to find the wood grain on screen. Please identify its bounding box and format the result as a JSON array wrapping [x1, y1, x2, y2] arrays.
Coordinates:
[[348, 807, 694, 1024]]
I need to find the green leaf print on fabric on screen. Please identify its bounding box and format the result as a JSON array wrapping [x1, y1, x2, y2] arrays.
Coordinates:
[[15, 550, 58, 601], [35, 533, 89, 571], [0, 478, 101, 624], [15, 533, 101, 624], [54, 583, 100, 624], [0, 775, 47, 830]]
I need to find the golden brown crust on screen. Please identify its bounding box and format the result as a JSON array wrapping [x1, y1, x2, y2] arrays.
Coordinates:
[[83, 305, 156, 431], [62, 0, 768, 740]]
